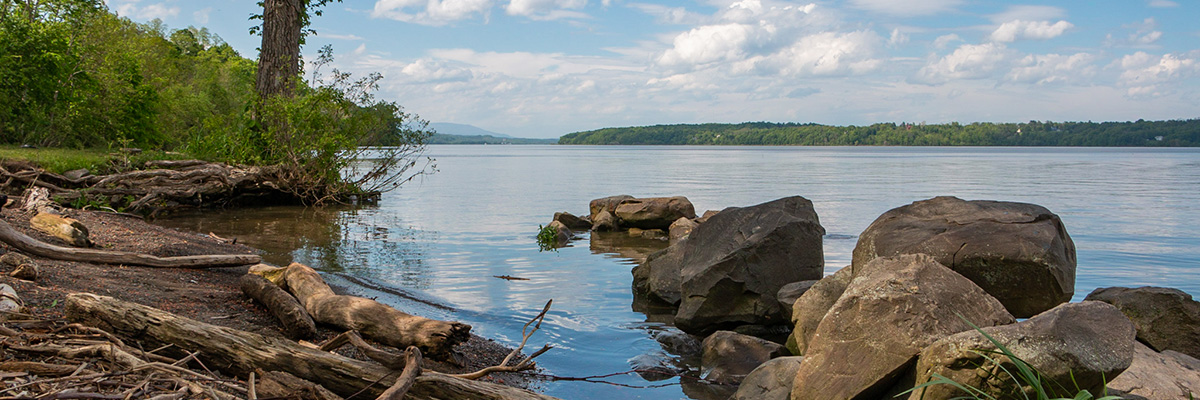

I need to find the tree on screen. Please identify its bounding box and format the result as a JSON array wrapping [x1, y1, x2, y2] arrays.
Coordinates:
[[252, 0, 338, 101]]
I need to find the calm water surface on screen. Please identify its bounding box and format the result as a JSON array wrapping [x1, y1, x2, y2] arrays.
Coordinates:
[[158, 146, 1200, 399]]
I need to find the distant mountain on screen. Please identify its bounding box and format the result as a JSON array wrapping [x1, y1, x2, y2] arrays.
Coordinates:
[[426, 122, 557, 144], [429, 122, 513, 138]]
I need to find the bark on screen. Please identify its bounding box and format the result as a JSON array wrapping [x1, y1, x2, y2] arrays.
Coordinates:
[[0, 218, 261, 268], [63, 293, 559, 400], [30, 212, 90, 247], [239, 273, 317, 340], [282, 262, 471, 360], [0, 361, 79, 377], [377, 347, 422, 400], [256, 0, 303, 102]]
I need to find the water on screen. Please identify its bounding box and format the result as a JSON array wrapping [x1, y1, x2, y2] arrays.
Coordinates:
[[156, 145, 1200, 399]]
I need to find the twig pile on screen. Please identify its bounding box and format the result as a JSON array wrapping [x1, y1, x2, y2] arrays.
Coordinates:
[[0, 314, 246, 400]]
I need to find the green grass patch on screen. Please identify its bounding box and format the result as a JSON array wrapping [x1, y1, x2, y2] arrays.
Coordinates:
[[0, 145, 195, 174]]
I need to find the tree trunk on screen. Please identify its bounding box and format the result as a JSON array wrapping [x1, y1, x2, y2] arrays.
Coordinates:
[[281, 263, 472, 360], [63, 293, 559, 400], [256, 0, 303, 102]]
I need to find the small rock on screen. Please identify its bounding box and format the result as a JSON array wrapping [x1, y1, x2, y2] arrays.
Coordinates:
[[1085, 286, 1200, 359], [731, 356, 805, 400], [10, 263, 38, 280], [0, 252, 33, 268], [552, 211, 591, 230], [701, 330, 788, 385], [697, 210, 720, 223], [546, 220, 572, 246], [590, 210, 619, 232], [776, 280, 817, 321], [628, 353, 687, 381]]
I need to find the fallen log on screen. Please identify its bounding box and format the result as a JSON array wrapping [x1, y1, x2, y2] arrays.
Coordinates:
[[239, 274, 317, 340], [64, 293, 559, 400], [0, 219, 260, 268], [282, 262, 471, 360], [30, 212, 91, 247], [0, 361, 78, 377]]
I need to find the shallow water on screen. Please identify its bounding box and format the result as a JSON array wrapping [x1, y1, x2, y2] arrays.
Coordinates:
[[157, 145, 1200, 399]]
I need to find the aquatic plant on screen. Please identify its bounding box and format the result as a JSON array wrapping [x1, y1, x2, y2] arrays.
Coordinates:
[[536, 224, 559, 252]]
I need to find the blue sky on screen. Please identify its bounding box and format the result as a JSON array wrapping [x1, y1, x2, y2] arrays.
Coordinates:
[[106, 0, 1199, 138]]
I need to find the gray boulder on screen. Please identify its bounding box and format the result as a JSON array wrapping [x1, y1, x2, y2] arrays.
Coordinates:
[[910, 301, 1135, 400], [668, 217, 698, 244], [785, 266, 852, 356], [552, 211, 591, 230], [700, 330, 787, 385], [790, 254, 1015, 400], [590, 210, 619, 232], [614, 196, 697, 230], [852, 196, 1076, 318], [1107, 341, 1200, 400], [1085, 286, 1200, 359], [589, 195, 633, 219], [731, 356, 804, 400], [776, 280, 817, 322], [674, 196, 825, 334], [632, 241, 687, 304]]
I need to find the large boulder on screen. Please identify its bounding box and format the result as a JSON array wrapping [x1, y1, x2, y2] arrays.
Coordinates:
[[675, 196, 825, 334], [1084, 286, 1200, 359], [700, 330, 788, 385], [1107, 341, 1200, 400], [785, 266, 852, 356], [910, 301, 1135, 400], [614, 196, 696, 230], [790, 254, 1014, 400], [852, 196, 1076, 318], [732, 356, 805, 400], [632, 242, 687, 304], [589, 195, 633, 219]]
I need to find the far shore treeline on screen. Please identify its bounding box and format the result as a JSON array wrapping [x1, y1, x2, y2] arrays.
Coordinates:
[[558, 120, 1200, 146]]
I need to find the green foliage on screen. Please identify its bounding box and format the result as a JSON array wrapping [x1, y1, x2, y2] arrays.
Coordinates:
[[536, 224, 559, 252], [904, 316, 1123, 400], [559, 120, 1200, 147]]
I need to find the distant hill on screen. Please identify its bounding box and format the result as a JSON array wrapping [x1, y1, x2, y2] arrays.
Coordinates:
[[426, 122, 556, 144], [558, 119, 1200, 146]]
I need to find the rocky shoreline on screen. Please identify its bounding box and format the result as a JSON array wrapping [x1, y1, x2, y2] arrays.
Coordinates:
[[546, 194, 1200, 399]]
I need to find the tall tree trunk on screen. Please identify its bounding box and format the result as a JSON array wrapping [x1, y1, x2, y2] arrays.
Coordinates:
[[256, 0, 303, 101]]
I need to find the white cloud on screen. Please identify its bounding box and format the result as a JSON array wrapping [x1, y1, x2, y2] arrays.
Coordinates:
[[1006, 53, 1096, 85], [848, 0, 961, 17], [913, 43, 1012, 84], [321, 33, 366, 41], [372, 0, 494, 26], [932, 34, 961, 50], [1147, 0, 1179, 7], [888, 28, 909, 46], [1106, 18, 1164, 48], [988, 5, 1066, 24], [193, 7, 211, 24], [990, 20, 1073, 43], [114, 1, 180, 20], [1117, 51, 1199, 97], [657, 23, 759, 67], [505, 0, 588, 20], [774, 31, 884, 76], [627, 3, 706, 25], [399, 58, 476, 83]]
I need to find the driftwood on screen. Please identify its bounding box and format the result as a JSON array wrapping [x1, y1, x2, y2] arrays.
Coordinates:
[[63, 293, 560, 400], [281, 262, 471, 360], [1, 160, 290, 215], [29, 212, 91, 247], [253, 369, 343, 400], [0, 284, 20, 313], [0, 218, 260, 268], [378, 347, 423, 400], [239, 273, 317, 339]]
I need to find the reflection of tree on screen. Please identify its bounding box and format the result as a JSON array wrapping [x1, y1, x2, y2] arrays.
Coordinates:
[[153, 205, 432, 289]]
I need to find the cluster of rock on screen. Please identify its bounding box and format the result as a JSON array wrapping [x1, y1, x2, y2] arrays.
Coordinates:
[[544, 195, 700, 248], [561, 194, 1200, 399]]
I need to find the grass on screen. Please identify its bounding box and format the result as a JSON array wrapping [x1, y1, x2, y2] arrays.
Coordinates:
[[904, 315, 1123, 400], [536, 224, 559, 252], [0, 145, 194, 174]]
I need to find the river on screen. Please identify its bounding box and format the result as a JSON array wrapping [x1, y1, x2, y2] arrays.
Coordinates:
[[156, 145, 1200, 399]]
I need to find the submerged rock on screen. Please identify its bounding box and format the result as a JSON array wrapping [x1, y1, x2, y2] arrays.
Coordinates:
[[700, 330, 787, 385], [910, 301, 1135, 400], [852, 196, 1076, 318], [790, 254, 1014, 400], [1085, 286, 1200, 359], [674, 196, 825, 334]]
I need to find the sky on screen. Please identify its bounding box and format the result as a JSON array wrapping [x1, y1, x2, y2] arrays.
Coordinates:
[[105, 0, 1200, 138]]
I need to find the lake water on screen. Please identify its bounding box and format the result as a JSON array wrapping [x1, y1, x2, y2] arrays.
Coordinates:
[[156, 145, 1200, 399]]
